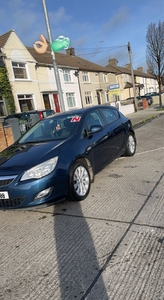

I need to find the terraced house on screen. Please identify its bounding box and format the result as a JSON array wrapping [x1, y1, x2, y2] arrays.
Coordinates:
[[0, 30, 159, 118], [105, 59, 158, 101], [0, 30, 117, 116]]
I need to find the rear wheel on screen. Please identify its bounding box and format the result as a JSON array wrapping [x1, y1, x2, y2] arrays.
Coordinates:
[[68, 160, 91, 201], [124, 134, 136, 156]]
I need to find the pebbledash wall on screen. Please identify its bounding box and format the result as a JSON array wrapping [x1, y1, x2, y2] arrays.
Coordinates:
[[0, 123, 14, 152]]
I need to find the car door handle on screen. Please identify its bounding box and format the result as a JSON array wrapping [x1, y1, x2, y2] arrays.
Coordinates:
[[101, 135, 108, 141]]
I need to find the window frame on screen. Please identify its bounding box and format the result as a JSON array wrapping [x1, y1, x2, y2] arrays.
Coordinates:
[[85, 91, 92, 104], [63, 69, 71, 82], [12, 61, 28, 80], [66, 92, 76, 108], [17, 94, 35, 112], [82, 71, 89, 82]]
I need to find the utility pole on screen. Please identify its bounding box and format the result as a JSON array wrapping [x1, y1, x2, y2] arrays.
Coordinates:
[[42, 0, 65, 112], [128, 42, 138, 112]]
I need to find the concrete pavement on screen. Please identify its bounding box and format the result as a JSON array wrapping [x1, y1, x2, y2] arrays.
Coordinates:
[[0, 106, 164, 300], [126, 105, 164, 127]]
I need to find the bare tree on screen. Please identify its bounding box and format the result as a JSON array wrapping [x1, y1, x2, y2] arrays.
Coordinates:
[[146, 21, 164, 107]]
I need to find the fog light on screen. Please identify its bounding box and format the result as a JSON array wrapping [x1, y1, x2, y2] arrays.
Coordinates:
[[34, 187, 52, 200]]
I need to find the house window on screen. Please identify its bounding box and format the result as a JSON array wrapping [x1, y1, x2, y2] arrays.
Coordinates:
[[12, 62, 28, 79], [82, 71, 89, 82], [103, 74, 107, 82], [18, 94, 34, 111], [105, 91, 109, 102], [63, 70, 71, 82], [0, 100, 7, 116], [85, 92, 92, 104], [66, 93, 76, 108]]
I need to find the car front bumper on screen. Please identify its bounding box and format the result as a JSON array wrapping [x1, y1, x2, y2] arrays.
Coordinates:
[[0, 172, 68, 209]]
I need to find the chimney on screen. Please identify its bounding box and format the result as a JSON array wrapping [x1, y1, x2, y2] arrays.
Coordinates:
[[66, 47, 75, 56], [108, 58, 118, 66], [147, 68, 153, 75], [137, 67, 143, 72], [125, 64, 131, 69]]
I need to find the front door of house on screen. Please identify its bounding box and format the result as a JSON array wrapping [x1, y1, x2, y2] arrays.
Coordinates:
[[43, 94, 51, 109], [53, 94, 60, 113]]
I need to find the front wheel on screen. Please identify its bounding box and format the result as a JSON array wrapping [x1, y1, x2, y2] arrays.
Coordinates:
[[68, 161, 91, 201], [124, 134, 136, 156]]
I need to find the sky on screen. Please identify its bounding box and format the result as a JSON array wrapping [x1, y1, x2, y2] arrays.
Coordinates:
[[0, 0, 164, 71]]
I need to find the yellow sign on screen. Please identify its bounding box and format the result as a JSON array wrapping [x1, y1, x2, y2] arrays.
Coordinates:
[[109, 88, 120, 97]]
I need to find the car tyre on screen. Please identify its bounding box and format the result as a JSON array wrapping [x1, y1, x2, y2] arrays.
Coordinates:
[[124, 133, 136, 156], [68, 160, 91, 201]]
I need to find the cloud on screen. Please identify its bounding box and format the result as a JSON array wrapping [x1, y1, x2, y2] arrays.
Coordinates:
[[49, 7, 72, 25], [74, 36, 89, 48], [102, 6, 130, 33]]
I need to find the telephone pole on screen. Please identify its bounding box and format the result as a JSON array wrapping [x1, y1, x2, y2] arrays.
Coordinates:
[[128, 42, 138, 112], [42, 0, 65, 112]]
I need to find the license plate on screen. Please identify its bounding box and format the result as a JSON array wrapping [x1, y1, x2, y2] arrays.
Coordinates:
[[0, 192, 9, 199]]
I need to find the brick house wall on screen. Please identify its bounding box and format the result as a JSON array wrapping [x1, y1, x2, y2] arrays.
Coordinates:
[[0, 123, 14, 152]]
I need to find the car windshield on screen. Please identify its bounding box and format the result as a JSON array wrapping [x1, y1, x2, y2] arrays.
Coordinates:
[[19, 114, 82, 144]]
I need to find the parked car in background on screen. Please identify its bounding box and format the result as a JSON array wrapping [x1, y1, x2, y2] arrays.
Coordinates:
[[125, 97, 135, 104], [136, 95, 153, 106], [4, 109, 55, 135], [144, 92, 159, 97], [4, 109, 55, 121], [0, 105, 136, 209], [125, 96, 153, 106], [139, 95, 153, 106]]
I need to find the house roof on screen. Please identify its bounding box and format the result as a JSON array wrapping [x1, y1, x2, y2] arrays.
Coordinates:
[[0, 29, 155, 80], [105, 62, 155, 79], [0, 30, 13, 48], [124, 82, 133, 89], [26, 46, 108, 73], [124, 82, 144, 89]]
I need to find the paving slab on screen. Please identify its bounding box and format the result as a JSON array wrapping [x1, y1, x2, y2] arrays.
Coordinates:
[[0, 210, 128, 300], [88, 225, 164, 300]]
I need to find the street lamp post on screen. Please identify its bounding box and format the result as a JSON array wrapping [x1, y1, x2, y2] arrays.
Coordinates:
[[42, 0, 65, 112]]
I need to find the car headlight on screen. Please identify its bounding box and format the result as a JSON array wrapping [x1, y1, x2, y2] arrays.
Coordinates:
[[20, 157, 58, 181]]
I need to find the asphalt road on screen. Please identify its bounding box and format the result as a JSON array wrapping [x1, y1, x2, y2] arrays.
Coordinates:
[[1, 115, 164, 300]]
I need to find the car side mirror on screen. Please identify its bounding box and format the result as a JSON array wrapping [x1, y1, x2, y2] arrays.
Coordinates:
[[89, 125, 103, 134]]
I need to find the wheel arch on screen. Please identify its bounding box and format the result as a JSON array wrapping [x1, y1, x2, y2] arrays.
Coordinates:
[[69, 156, 94, 183]]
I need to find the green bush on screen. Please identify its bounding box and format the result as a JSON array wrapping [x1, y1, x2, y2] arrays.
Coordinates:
[[0, 66, 16, 114]]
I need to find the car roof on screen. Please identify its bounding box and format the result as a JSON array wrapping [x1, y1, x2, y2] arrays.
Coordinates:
[[53, 105, 117, 117]]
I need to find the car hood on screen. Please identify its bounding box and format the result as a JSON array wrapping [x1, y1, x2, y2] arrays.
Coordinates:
[[0, 140, 65, 174]]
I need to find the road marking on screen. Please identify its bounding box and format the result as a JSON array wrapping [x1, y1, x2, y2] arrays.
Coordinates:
[[136, 147, 164, 155]]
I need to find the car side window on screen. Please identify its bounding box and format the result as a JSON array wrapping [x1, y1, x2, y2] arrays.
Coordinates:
[[100, 108, 118, 124], [80, 125, 88, 139], [112, 109, 120, 119], [85, 110, 104, 131]]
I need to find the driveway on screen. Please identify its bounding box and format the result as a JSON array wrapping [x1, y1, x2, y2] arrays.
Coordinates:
[[1, 115, 164, 300]]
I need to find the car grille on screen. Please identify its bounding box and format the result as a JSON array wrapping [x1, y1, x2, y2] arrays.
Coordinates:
[[0, 176, 17, 187], [0, 197, 25, 208]]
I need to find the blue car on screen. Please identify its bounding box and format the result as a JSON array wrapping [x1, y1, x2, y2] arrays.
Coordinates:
[[0, 105, 136, 209]]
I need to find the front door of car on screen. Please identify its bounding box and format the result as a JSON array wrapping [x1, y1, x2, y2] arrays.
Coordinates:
[[99, 108, 126, 165], [103, 120, 126, 163], [84, 110, 116, 172]]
